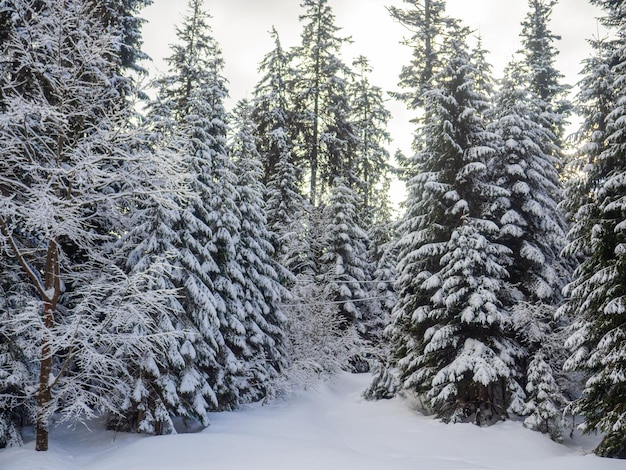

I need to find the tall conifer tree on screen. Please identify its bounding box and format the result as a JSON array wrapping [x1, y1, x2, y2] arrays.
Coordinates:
[[251, 28, 307, 274], [489, 0, 571, 438], [116, 189, 214, 435], [319, 179, 371, 328], [229, 101, 288, 403], [560, 0, 626, 458], [293, 0, 356, 205], [518, 0, 570, 146], [349, 55, 393, 222], [387, 0, 450, 110], [490, 63, 567, 307], [146, 0, 244, 411], [387, 26, 524, 423], [252, 28, 298, 186]]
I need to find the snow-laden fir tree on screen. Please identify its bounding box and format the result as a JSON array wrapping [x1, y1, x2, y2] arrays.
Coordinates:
[[559, 0, 626, 458], [318, 178, 373, 370], [563, 36, 614, 218], [228, 101, 287, 403], [347, 55, 395, 336], [264, 151, 308, 277], [320, 178, 371, 328], [387, 0, 450, 109], [517, 0, 571, 149], [487, 0, 570, 438], [114, 192, 184, 436], [489, 64, 569, 436], [251, 27, 308, 274], [367, 0, 453, 402], [387, 28, 525, 424], [470, 35, 495, 100], [490, 64, 566, 307], [251, 27, 298, 186], [147, 0, 247, 412], [0, 0, 184, 451], [523, 350, 566, 441], [292, 0, 357, 205], [263, 147, 310, 280], [113, 178, 216, 434], [365, 184, 397, 353], [349, 55, 393, 222], [0, 265, 36, 448], [362, 194, 399, 397]]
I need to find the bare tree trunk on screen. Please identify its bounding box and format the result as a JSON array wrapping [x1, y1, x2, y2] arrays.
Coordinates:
[[424, 0, 433, 85], [309, 2, 322, 207], [35, 302, 54, 451], [35, 240, 60, 452]]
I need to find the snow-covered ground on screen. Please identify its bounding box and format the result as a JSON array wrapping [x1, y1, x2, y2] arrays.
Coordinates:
[[0, 373, 622, 470]]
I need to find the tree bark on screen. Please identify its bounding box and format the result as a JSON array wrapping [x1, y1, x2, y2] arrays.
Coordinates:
[[35, 240, 60, 452], [35, 302, 53, 451], [309, 1, 322, 207]]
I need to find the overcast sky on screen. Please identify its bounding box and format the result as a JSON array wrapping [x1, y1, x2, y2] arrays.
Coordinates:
[[140, 0, 603, 172]]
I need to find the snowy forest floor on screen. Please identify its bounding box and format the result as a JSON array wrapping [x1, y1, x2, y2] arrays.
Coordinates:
[[0, 373, 623, 470]]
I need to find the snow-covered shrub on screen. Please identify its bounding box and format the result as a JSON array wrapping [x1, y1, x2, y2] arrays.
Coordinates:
[[510, 301, 570, 440], [265, 279, 363, 399], [363, 365, 399, 400], [523, 351, 566, 442]]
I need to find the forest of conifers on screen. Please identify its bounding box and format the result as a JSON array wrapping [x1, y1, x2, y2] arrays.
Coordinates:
[[0, 0, 625, 460]]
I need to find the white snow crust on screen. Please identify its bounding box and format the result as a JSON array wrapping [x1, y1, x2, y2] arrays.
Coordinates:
[[0, 373, 621, 470]]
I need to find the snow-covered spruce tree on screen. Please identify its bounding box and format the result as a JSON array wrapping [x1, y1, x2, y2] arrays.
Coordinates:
[[518, 0, 571, 151], [111, 174, 216, 434], [264, 151, 309, 277], [563, 32, 616, 238], [228, 101, 287, 403], [251, 27, 298, 186], [387, 29, 525, 424], [470, 35, 495, 101], [147, 0, 246, 412], [264, 183, 362, 393], [362, 182, 398, 396], [349, 55, 393, 221], [263, 147, 310, 282], [559, 0, 626, 458], [490, 1, 570, 437], [566, 37, 614, 185], [251, 27, 308, 272], [320, 178, 371, 328], [292, 0, 357, 205], [523, 350, 566, 441], [350, 56, 395, 338], [0, 265, 36, 448], [489, 64, 569, 437], [490, 64, 567, 307], [318, 178, 373, 370], [387, 0, 450, 109], [94, 0, 152, 74], [0, 0, 183, 451], [367, 0, 452, 401], [365, 183, 397, 356]]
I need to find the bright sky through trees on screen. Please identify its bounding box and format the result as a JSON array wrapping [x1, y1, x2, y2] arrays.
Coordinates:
[[141, 0, 601, 157]]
